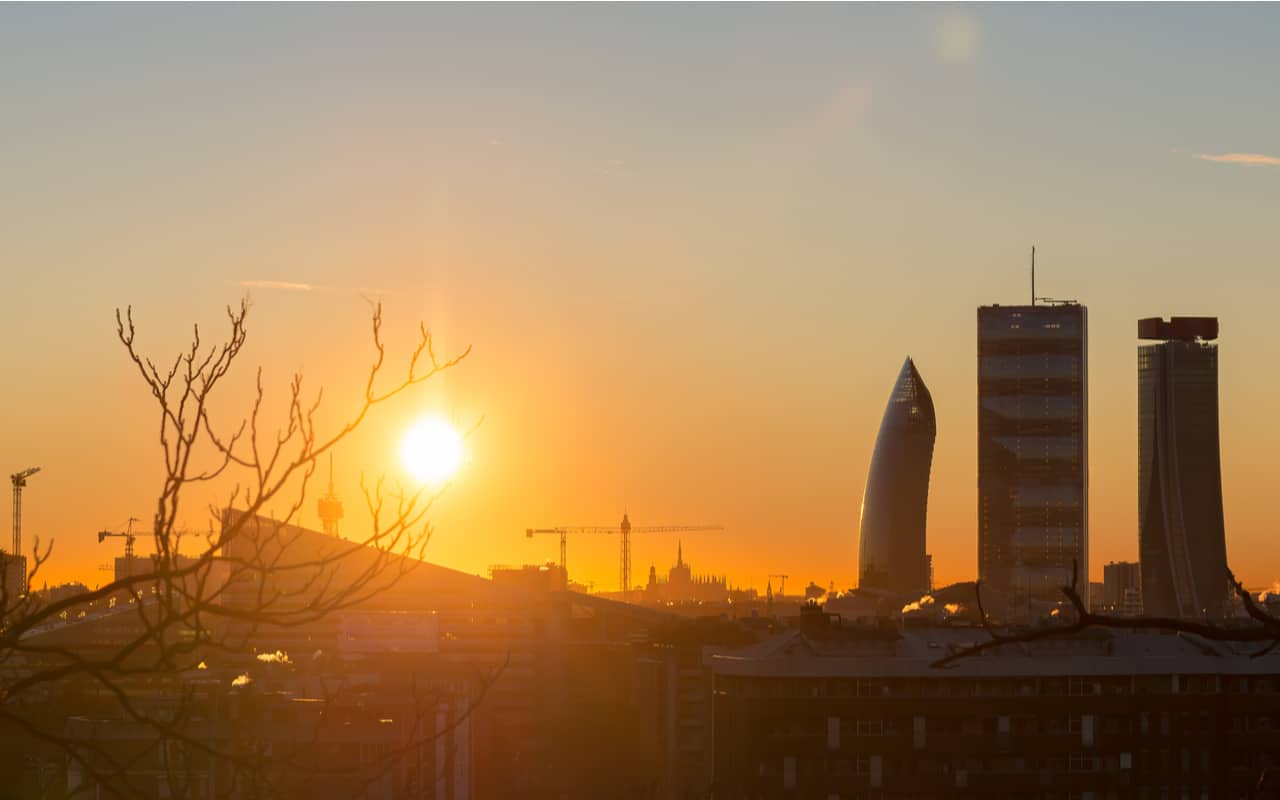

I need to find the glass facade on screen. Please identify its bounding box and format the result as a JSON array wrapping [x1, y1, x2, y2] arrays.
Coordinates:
[[1137, 318, 1228, 619], [858, 357, 935, 596], [977, 304, 1088, 607]]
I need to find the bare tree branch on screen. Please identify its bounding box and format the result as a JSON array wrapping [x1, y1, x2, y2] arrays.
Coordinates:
[[932, 561, 1280, 668], [0, 299, 493, 797]]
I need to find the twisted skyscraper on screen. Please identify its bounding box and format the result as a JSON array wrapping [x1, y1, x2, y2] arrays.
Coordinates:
[[1137, 316, 1228, 619]]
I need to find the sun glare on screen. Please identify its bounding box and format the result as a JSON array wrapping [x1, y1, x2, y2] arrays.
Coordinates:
[[400, 417, 465, 485]]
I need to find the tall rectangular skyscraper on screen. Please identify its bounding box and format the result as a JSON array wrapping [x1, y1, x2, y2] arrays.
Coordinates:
[[978, 303, 1088, 610], [1137, 317, 1228, 619]]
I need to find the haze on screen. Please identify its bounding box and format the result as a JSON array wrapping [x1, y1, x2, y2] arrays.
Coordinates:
[[2, 4, 1279, 592]]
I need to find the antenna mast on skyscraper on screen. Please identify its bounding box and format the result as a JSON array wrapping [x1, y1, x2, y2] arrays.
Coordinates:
[[1031, 245, 1036, 306]]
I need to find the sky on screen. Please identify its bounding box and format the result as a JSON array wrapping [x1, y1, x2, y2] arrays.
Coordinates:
[[2, 5, 1279, 593]]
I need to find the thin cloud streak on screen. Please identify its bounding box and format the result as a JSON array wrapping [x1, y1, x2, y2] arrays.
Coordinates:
[[240, 279, 314, 291], [239, 279, 388, 296], [1193, 152, 1280, 167]]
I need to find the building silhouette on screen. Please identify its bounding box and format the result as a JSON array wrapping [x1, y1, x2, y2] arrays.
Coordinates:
[[0, 554, 25, 603], [24, 510, 726, 800], [858, 357, 935, 597], [978, 302, 1088, 610], [489, 562, 574, 593], [1137, 316, 1229, 619], [644, 542, 730, 605], [1102, 560, 1143, 616]]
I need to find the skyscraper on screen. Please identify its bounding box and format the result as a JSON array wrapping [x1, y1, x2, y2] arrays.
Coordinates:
[[978, 303, 1088, 609], [1137, 316, 1228, 619], [858, 357, 935, 597]]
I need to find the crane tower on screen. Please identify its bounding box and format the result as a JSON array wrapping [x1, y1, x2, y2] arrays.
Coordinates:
[[10, 467, 41, 556], [7, 467, 40, 596]]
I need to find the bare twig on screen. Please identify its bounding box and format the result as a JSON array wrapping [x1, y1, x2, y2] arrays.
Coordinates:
[[932, 561, 1280, 668], [0, 300, 486, 797]]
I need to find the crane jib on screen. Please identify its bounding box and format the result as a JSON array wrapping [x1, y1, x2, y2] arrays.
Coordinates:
[[522, 516, 723, 595]]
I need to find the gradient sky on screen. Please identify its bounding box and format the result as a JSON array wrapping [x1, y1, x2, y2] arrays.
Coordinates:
[[3, 5, 1279, 593]]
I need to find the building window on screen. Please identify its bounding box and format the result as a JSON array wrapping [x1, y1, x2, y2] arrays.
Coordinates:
[[856, 719, 884, 737]]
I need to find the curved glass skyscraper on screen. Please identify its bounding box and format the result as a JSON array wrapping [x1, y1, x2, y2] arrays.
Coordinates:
[[858, 357, 936, 596]]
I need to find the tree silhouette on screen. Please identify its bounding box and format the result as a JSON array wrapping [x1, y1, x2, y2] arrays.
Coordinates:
[[0, 299, 493, 798], [932, 561, 1280, 668]]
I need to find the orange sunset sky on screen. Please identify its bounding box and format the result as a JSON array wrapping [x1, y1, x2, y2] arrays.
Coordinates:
[[2, 5, 1279, 593]]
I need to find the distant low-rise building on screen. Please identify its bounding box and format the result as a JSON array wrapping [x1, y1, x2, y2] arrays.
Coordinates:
[[489, 562, 571, 593], [1103, 560, 1143, 616], [1088, 581, 1105, 612], [2, 553, 27, 599]]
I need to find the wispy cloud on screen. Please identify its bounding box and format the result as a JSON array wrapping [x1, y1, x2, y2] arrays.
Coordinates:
[[240, 279, 313, 292], [1192, 152, 1280, 167], [238, 279, 387, 296]]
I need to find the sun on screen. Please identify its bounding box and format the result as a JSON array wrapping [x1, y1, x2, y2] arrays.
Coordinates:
[[400, 416, 465, 485]]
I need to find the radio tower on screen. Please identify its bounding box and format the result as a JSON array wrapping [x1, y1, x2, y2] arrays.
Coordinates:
[[317, 454, 343, 537]]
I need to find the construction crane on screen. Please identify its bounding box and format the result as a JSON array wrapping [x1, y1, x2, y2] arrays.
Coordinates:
[[769, 574, 790, 597], [10, 466, 41, 556], [525, 513, 722, 596], [98, 517, 141, 559]]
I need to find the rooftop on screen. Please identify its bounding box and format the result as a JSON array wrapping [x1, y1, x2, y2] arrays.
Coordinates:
[[706, 625, 1280, 678]]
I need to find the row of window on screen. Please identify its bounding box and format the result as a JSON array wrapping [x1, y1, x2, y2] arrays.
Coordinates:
[[767, 712, 1280, 744], [718, 674, 1280, 698], [755, 748, 1271, 784]]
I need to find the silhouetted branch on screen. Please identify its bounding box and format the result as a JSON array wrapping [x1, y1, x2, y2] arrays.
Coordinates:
[[932, 561, 1280, 668], [0, 299, 486, 798]]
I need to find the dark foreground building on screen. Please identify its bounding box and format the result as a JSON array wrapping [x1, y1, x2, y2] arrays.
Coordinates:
[[5, 512, 732, 800], [977, 303, 1088, 612], [1137, 316, 1229, 620], [707, 609, 1280, 799], [858, 357, 936, 597]]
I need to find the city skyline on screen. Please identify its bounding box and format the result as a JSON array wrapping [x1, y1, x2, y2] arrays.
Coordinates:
[[4, 5, 1280, 594], [6, 6, 1280, 798]]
